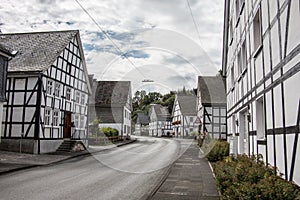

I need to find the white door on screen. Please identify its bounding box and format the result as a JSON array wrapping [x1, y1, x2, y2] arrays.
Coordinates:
[[239, 111, 249, 154]]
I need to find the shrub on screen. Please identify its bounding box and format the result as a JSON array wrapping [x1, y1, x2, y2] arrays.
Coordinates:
[[100, 127, 119, 137], [213, 155, 300, 199], [204, 140, 229, 162]]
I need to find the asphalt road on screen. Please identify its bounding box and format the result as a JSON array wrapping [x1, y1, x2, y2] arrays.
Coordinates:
[[0, 136, 192, 200]]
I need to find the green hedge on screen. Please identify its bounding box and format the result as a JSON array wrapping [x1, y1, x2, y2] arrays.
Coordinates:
[[213, 155, 300, 199], [204, 140, 229, 162], [100, 127, 119, 137]]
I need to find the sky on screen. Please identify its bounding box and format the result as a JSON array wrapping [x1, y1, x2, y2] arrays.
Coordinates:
[[0, 0, 224, 94]]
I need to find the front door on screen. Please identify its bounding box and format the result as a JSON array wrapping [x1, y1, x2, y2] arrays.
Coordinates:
[[63, 112, 72, 139], [239, 111, 249, 154]]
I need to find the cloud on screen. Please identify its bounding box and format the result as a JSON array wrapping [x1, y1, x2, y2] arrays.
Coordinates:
[[0, 0, 224, 93], [122, 50, 149, 59]]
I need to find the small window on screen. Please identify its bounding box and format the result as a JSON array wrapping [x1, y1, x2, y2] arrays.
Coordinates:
[[81, 94, 86, 105], [75, 91, 80, 103], [74, 115, 80, 127], [231, 66, 235, 88], [238, 41, 247, 74], [241, 41, 246, 71], [253, 8, 262, 53], [46, 80, 53, 95], [45, 108, 51, 126], [80, 116, 85, 128], [256, 97, 265, 140], [53, 110, 59, 126], [66, 87, 71, 101], [66, 64, 71, 73], [190, 117, 193, 122], [54, 83, 61, 97]]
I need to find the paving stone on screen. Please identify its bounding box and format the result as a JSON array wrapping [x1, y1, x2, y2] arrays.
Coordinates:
[[152, 141, 220, 199]]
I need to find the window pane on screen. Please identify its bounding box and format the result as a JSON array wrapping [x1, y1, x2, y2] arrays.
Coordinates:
[[213, 117, 219, 124], [221, 108, 226, 116], [213, 108, 220, 116], [205, 107, 212, 114]]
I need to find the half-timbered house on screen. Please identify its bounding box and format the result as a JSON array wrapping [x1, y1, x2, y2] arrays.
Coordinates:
[[90, 80, 132, 136], [149, 104, 172, 137], [222, 0, 300, 184], [134, 113, 149, 136], [172, 94, 198, 138], [0, 30, 91, 154], [196, 76, 227, 139], [0, 45, 14, 142]]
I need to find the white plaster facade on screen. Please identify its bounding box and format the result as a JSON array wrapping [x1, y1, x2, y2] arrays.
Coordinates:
[[222, 0, 300, 184]]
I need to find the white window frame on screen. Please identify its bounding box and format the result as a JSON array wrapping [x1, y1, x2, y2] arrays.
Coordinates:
[[256, 97, 265, 140], [74, 115, 80, 128], [253, 7, 262, 56], [80, 116, 85, 128], [231, 65, 235, 89], [75, 91, 80, 103], [53, 110, 60, 127], [54, 82, 61, 97], [81, 94, 86, 105], [46, 80, 53, 95], [66, 87, 71, 101], [45, 108, 51, 126]]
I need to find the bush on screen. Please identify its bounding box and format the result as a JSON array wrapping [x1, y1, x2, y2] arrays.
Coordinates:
[[100, 127, 119, 137], [204, 140, 229, 162], [213, 155, 300, 199]]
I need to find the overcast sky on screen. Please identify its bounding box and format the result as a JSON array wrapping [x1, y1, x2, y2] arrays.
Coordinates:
[[0, 0, 224, 93]]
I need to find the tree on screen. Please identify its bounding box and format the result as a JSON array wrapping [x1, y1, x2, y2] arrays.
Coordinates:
[[131, 90, 176, 122]]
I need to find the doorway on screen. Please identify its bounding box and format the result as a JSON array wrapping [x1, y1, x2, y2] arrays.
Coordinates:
[[63, 112, 72, 139], [239, 110, 249, 154]]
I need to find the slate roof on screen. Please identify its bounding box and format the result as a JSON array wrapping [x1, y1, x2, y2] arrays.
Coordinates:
[[0, 30, 78, 72], [177, 95, 197, 116], [94, 81, 131, 108], [152, 104, 171, 121], [136, 113, 150, 125], [198, 76, 226, 105], [0, 44, 14, 57]]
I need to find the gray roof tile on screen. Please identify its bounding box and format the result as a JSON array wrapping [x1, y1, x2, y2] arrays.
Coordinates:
[[198, 76, 226, 105], [94, 81, 131, 107], [177, 95, 197, 115], [0, 30, 78, 72]]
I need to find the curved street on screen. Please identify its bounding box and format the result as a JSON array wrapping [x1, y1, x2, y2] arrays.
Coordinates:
[[0, 137, 192, 200]]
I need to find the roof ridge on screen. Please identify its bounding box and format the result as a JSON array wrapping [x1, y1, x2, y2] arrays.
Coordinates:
[[0, 29, 78, 36]]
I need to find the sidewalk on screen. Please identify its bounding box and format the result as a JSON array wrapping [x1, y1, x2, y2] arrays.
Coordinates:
[[0, 139, 136, 175], [151, 141, 220, 200]]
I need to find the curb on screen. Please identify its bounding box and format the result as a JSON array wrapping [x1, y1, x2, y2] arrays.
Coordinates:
[[146, 140, 190, 199], [0, 139, 137, 176], [0, 164, 42, 176], [199, 146, 222, 198]]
